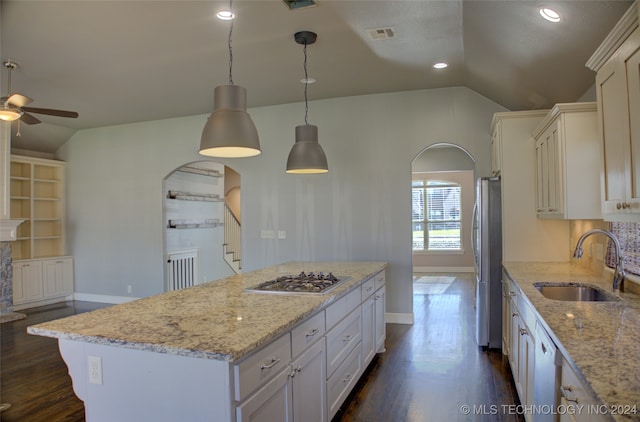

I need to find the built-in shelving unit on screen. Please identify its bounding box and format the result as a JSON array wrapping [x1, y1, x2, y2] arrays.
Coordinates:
[[10, 155, 66, 260]]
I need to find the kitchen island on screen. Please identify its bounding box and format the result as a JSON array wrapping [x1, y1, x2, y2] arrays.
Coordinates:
[[503, 262, 640, 421], [28, 261, 388, 422]]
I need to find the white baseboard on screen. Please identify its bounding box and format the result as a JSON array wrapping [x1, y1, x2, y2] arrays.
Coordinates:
[[413, 266, 474, 273], [74, 293, 139, 305], [385, 312, 414, 325], [13, 295, 74, 311]]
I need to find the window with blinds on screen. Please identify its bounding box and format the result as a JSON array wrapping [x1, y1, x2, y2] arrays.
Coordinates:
[[412, 179, 462, 251]]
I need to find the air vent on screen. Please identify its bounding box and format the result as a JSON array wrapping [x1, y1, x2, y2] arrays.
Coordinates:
[[367, 27, 395, 40], [282, 0, 317, 10]]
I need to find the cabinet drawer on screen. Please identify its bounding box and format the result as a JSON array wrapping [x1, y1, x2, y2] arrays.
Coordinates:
[[326, 309, 361, 378], [361, 278, 375, 300], [291, 311, 326, 358], [374, 271, 386, 290], [326, 286, 361, 330], [327, 342, 362, 420], [234, 333, 292, 401]]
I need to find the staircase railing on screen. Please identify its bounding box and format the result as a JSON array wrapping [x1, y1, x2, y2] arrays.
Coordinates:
[[224, 204, 241, 272]]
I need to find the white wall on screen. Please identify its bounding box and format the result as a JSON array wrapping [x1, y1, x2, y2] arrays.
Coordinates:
[[57, 87, 507, 316]]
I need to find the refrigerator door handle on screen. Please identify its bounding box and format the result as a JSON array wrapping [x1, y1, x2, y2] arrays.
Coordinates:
[[471, 202, 479, 269]]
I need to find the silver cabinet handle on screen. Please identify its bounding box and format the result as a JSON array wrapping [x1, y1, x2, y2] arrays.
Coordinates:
[[560, 385, 578, 403], [305, 328, 319, 338], [343, 334, 353, 342], [342, 373, 353, 383], [260, 357, 280, 370], [366, 286, 374, 292], [508, 292, 516, 297], [519, 328, 528, 336]]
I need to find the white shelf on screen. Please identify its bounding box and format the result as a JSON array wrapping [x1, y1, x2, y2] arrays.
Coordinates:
[[167, 190, 222, 202], [167, 219, 223, 229]]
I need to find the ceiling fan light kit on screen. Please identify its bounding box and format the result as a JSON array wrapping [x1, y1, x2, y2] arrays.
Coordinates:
[[286, 30, 328, 174], [1, 60, 79, 125], [199, 0, 261, 159], [0, 105, 22, 122]]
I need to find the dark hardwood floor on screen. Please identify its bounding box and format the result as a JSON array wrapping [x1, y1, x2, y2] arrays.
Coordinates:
[[1, 301, 110, 422], [1, 274, 522, 422], [333, 273, 524, 422]]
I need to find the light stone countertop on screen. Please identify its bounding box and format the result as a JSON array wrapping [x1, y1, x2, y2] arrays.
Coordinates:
[[28, 261, 387, 362], [503, 262, 640, 421]]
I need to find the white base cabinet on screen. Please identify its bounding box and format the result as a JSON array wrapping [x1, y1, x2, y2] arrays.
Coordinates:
[[236, 367, 293, 422], [13, 256, 73, 309]]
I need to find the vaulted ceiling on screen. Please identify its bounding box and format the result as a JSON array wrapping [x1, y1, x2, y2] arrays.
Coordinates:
[[0, 0, 632, 153]]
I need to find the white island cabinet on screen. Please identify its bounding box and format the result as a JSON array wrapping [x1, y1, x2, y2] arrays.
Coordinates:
[[28, 262, 387, 422]]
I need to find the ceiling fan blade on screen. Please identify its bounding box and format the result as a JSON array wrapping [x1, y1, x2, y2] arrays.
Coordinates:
[[20, 112, 41, 125], [7, 93, 33, 107], [21, 106, 78, 119]]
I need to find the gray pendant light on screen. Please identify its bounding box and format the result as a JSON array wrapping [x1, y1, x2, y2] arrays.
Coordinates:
[[286, 31, 328, 174], [199, 1, 261, 158]]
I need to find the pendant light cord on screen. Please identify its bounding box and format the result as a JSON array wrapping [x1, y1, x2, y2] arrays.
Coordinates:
[[228, 0, 234, 85], [303, 42, 309, 125]]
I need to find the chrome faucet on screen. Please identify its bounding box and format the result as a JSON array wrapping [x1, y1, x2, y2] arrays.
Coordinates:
[[573, 229, 625, 291]]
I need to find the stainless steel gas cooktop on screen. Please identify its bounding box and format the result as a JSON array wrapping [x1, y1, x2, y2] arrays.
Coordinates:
[[245, 272, 350, 295]]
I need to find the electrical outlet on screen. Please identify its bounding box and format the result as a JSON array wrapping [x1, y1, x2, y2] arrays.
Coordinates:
[[261, 230, 275, 239], [127, 285, 132, 293], [278, 230, 286, 239], [88, 356, 103, 385]]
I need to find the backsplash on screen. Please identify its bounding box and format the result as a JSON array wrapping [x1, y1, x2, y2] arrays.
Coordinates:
[[570, 220, 640, 294]]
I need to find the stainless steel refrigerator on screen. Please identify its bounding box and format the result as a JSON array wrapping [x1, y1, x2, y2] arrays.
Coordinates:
[[472, 176, 502, 349]]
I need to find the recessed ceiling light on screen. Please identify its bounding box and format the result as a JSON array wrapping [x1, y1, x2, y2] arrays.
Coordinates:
[[216, 10, 235, 20], [433, 62, 448, 69], [539, 8, 560, 23]]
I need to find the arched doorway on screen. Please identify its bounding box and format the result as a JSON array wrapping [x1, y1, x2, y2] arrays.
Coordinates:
[[162, 161, 241, 291]]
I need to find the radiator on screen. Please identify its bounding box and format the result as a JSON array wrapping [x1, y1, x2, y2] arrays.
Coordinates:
[[167, 249, 199, 291]]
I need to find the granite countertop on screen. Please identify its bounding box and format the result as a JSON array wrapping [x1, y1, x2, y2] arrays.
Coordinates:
[[28, 261, 387, 362], [503, 262, 640, 420]]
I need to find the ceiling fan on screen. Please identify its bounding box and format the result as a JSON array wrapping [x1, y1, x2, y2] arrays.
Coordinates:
[[1, 60, 79, 125]]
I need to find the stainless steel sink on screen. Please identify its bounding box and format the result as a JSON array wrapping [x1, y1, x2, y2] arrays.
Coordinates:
[[534, 284, 617, 302]]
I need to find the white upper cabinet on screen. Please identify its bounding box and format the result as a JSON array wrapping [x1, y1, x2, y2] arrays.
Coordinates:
[[587, 3, 640, 221], [532, 103, 601, 220]]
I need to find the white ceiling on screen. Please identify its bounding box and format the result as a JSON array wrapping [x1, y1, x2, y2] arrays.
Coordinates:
[[0, 0, 632, 153]]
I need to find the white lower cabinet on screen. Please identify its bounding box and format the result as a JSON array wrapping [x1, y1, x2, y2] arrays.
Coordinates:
[[236, 366, 293, 422], [326, 308, 361, 377], [13, 256, 73, 309], [327, 342, 362, 420], [13, 259, 43, 303], [374, 284, 386, 353], [292, 340, 327, 422], [559, 357, 608, 422], [361, 294, 375, 365]]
